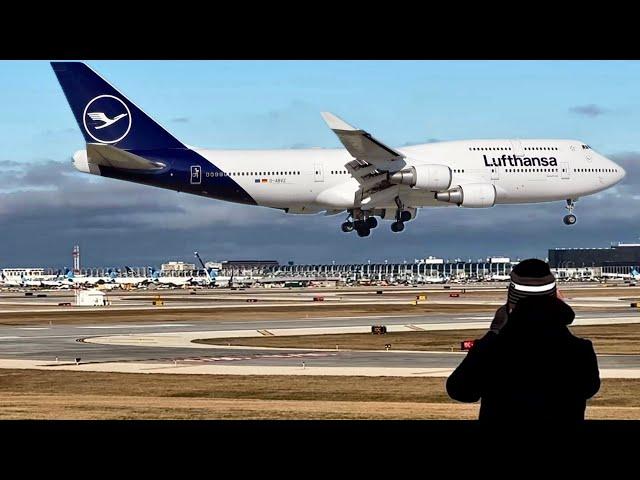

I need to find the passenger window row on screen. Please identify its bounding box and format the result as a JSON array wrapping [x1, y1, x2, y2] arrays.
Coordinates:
[[330, 170, 348, 175], [468, 146, 560, 151], [213, 171, 301, 177], [575, 168, 618, 173], [469, 147, 511, 151], [505, 168, 558, 173]]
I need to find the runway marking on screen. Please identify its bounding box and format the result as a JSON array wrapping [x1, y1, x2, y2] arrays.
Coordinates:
[[257, 329, 274, 336], [77, 324, 193, 329], [179, 352, 337, 363], [406, 325, 426, 331], [18, 327, 50, 330], [306, 314, 427, 321], [455, 316, 494, 320], [0, 336, 20, 340]]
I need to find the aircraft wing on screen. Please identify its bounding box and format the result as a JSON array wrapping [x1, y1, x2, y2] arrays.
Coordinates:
[[321, 112, 403, 164], [321, 112, 405, 204]]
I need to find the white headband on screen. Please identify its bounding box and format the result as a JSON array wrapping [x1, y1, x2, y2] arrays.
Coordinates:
[[511, 281, 556, 293]]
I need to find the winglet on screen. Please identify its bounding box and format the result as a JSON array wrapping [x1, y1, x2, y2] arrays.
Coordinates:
[[321, 112, 357, 131]]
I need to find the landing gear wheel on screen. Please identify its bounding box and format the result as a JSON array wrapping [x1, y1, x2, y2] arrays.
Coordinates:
[[391, 221, 405, 233], [563, 199, 577, 225], [341, 221, 354, 233], [366, 217, 378, 229], [400, 211, 412, 222], [356, 226, 371, 237]]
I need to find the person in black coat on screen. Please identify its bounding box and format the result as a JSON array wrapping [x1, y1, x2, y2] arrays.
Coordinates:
[[446, 259, 600, 422]]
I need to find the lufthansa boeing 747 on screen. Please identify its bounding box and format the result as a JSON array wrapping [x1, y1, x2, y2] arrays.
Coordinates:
[[51, 62, 626, 237]]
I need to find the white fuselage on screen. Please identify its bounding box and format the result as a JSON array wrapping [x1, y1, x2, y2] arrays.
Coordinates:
[[193, 139, 624, 213]]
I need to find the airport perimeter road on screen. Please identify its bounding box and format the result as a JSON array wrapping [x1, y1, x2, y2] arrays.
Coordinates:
[[1, 310, 640, 376]]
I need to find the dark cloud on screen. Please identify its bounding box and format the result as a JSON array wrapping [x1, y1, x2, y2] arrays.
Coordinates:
[[569, 104, 607, 117], [0, 160, 23, 167], [0, 157, 636, 268]]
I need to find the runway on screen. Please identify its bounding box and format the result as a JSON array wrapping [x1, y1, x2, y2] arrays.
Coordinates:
[[1, 309, 640, 377]]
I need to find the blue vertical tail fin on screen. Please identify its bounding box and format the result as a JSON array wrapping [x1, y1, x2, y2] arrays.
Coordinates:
[[50, 62, 185, 151]]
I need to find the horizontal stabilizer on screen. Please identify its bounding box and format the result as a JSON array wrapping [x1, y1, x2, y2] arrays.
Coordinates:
[[81, 144, 167, 171]]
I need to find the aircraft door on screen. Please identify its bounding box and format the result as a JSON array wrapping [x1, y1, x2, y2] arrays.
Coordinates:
[[510, 139, 524, 156], [314, 162, 324, 182], [560, 162, 570, 179], [490, 166, 499, 180]]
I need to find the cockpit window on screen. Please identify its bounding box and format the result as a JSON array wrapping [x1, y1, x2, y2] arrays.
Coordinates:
[[581, 144, 591, 150]]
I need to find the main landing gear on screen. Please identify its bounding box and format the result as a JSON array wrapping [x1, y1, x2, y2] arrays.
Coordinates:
[[390, 197, 411, 233], [563, 199, 577, 226], [341, 221, 354, 233], [341, 212, 378, 237], [390, 210, 411, 233]]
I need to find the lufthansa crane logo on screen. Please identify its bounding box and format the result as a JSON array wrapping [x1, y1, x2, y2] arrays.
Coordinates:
[[82, 95, 132, 144]]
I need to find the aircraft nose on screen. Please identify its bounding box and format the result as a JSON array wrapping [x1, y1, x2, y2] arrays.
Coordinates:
[[604, 153, 626, 184], [618, 164, 627, 181]]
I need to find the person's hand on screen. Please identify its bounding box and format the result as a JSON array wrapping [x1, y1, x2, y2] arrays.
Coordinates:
[[489, 304, 509, 333]]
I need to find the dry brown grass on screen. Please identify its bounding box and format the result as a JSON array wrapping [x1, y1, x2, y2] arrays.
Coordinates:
[[0, 369, 637, 419], [0, 302, 494, 326], [196, 323, 640, 355]]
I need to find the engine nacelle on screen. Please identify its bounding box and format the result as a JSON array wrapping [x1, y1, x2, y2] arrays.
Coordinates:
[[435, 184, 496, 208], [388, 164, 452, 191]]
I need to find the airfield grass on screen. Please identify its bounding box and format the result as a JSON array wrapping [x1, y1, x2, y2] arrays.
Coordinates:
[[0, 369, 637, 419], [0, 302, 495, 326], [1, 283, 639, 326], [196, 323, 640, 355]]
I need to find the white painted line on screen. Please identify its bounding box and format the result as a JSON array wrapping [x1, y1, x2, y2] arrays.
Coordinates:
[[18, 327, 50, 330], [77, 324, 193, 329], [455, 316, 494, 320]]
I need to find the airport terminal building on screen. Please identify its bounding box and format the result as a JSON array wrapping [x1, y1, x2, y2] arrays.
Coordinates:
[[548, 243, 640, 276], [549, 243, 640, 268]]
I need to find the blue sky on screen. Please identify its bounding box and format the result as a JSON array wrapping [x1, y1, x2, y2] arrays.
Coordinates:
[[0, 60, 638, 267]]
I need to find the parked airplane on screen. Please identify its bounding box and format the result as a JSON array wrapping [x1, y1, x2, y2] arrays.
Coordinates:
[[51, 62, 626, 238], [62, 268, 119, 287], [486, 274, 512, 282], [416, 275, 447, 284]]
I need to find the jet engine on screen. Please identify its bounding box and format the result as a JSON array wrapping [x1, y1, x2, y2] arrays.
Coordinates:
[[435, 184, 496, 208], [388, 165, 452, 191]]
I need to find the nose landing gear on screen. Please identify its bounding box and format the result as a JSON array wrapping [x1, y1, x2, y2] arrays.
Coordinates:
[[563, 199, 577, 225]]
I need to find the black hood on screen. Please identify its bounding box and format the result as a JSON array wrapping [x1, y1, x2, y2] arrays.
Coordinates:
[[502, 295, 575, 335]]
